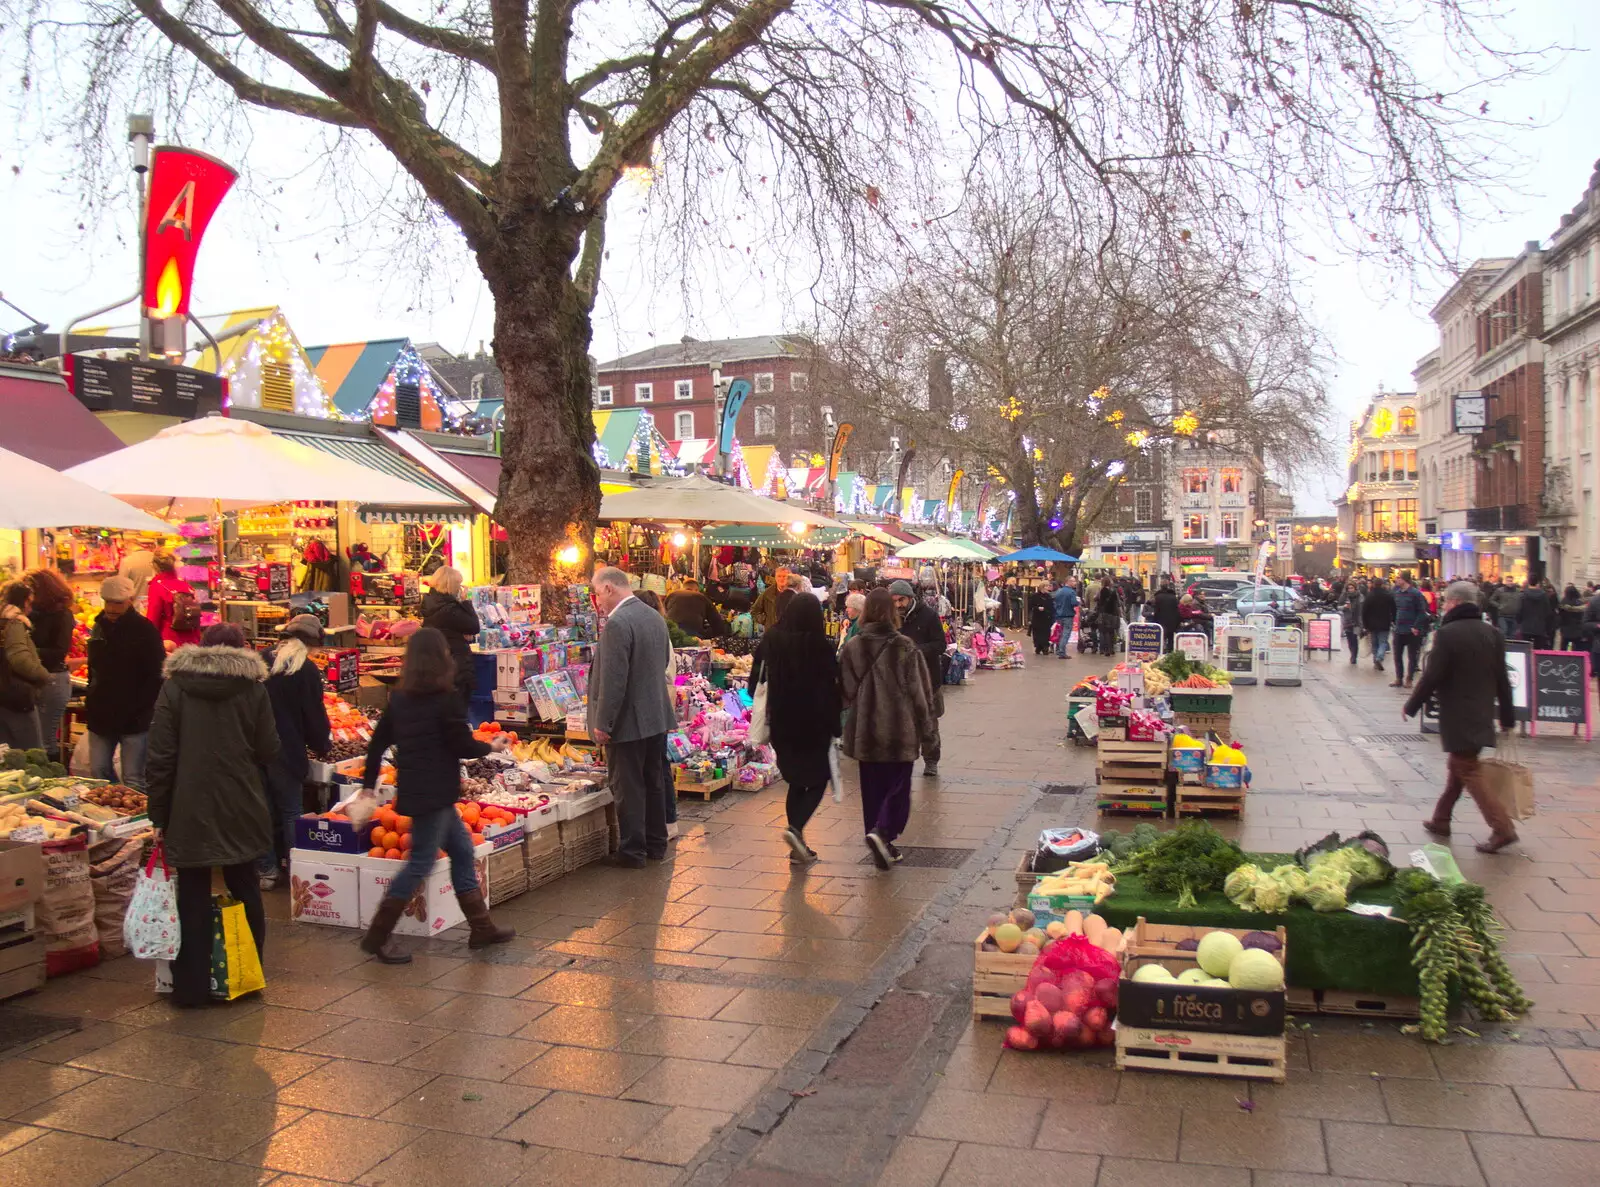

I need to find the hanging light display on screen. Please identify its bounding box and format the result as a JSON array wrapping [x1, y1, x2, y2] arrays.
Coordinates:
[[221, 309, 336, 418]]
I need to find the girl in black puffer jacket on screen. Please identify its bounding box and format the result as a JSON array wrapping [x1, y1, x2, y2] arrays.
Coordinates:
[[358, 628, 511, 964], [419, 566, 480, 705]]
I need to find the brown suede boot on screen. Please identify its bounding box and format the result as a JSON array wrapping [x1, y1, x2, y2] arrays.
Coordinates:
[[359, 897, 412, 964], [458, 889, 514, 948]]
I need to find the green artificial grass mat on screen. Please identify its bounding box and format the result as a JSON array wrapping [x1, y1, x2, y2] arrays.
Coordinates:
[[1098, 853, 1419, 997]]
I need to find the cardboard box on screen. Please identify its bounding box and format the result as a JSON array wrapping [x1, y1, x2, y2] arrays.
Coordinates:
[[479, 815, 526, 851], [0, 837, 44, 913], [288, 850, 362, 928], [293, 814, 373, 857], [493, 690, 531, 708], [357, 844, 492, 938], [1118, 921, 1287, 1037]]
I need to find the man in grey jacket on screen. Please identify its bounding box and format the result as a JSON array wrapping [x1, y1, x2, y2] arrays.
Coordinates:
[[589, 567, 676, 867]]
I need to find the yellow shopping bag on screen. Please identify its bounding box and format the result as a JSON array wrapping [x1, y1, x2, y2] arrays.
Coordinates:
[[209, 895, 266, 1000]]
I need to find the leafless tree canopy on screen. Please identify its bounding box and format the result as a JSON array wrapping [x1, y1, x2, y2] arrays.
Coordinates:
[[821, 185, 1331, 550], [1, 0, 1531, 572]]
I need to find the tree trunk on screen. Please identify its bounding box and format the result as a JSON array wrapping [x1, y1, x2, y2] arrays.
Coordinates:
[[482, 219, 601, 583]]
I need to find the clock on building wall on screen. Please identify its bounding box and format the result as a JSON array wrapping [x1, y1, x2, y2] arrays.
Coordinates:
[[1452, 391, 1487, 432]]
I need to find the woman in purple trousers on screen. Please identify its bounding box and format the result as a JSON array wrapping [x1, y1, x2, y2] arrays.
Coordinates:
[[839, 589, 937, 869]]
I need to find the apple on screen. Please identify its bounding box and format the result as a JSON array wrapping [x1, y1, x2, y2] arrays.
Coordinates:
[[1034, 982, 1065, 1014], [1051, 1010, 1083, 1048], [1024, 1000, 1054, 1040], [1092, 976, 1120, 1008], [1010, 990, 1033, 1024], [1062, 984, 1093, 1016], [1006, 1025, 1039, 1050], [1083, 1005, 1109, 1032]]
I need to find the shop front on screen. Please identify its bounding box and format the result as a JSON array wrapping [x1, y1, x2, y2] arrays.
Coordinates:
[[1172, 545, 1220, 576], [1354, 539, 1418, 575], [1090, 530, 1170, 581], [1471, 534, 1538, 585]]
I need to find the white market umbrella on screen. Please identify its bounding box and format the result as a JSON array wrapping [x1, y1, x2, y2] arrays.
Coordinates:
[[896, 537, 980, 560], [65, 415, 452, 516], [598, 474, 846, 529], [0, 445, 175, 533]]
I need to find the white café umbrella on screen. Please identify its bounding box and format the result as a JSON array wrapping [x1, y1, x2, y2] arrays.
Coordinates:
[[895, 537, 980, 561], [65, 416, 453, 516], [0, 445, 175, 533], [598, 473, 846, 529]]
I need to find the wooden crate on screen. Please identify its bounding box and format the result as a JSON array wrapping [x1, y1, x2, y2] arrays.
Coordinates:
[[1125, 918, 1288, 961], [1095, 738, 1168, 782], [1116, 1026, 1287, 1082], [1175, 785, 1246, 817], [1175, 711, 1234, 742], [1096, 779, 1169, 816], [1015, 851, 1039, 909], [1286, 985, 1318, 1015], [1314, 988, 1421, 1020], [973, 929, 1035, 1019], [674, 775, 732, 801]]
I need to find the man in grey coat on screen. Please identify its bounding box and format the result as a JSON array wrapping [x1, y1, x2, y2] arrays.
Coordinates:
[[589, 567, 676, 867]]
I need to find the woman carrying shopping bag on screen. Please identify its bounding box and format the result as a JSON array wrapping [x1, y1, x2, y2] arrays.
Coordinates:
[[839, 589, 937, 870], [145, 623, 279, 1007], [358, 628, 515, 964], [750, 594, 842, 865]]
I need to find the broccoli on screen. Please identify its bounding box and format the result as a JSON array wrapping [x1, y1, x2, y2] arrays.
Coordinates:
[[23, 748, 48, 766], [45, 762, 65, 778], [1, 751, 26, 771]]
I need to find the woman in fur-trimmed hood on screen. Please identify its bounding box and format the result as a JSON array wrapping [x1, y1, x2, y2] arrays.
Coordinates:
[[146, 624, 280, 1007]]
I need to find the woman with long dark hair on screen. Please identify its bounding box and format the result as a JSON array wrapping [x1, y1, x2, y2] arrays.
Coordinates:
[[0, 581, 51, 749], [146, 623, 279, 1007], [750, 594, 842, 863], [839, 589, 936, 869], [358, 628, 513, 964], [24, 569, 77, 763]]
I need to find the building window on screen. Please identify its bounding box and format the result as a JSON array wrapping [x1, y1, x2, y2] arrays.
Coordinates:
[[790, 406, 811, 437], [1220, 512, 1241, 539], [1404, 450, 1418, 480], [1397, 498, 1418, 535], [754, 373, 774, 394], [1183, 514, 1209, 541], [634, 382, 653, 403], [596, 385, 613, 407], [1220, 468, 1243, 494], [1399, 406, 1417, 433], [790, 372, 809, 391], [1134, 489, 1153, 524], [753, 405, 775, 437], [674, 379, 693, 401], [1370, 500, 1394, 533], [1366, 452, 1378, 482], [1379, 451, 1392, 481], [1134, 456, 1154, 480], [674, 411, 694, 440], [1182, 469, 1209, 494]]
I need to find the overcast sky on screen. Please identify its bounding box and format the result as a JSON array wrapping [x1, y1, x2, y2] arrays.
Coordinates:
[[3, 2, 1596, 515]]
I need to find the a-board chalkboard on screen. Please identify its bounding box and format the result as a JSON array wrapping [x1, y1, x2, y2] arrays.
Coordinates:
[[1532, 649, 1591, 738], [1503, 640, 1532, 724]]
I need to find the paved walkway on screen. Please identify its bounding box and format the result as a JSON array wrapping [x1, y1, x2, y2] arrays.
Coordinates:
[[0, 637, 1594, 1186]]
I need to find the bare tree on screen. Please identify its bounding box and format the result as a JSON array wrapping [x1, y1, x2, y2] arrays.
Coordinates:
[[824, 186, 1331, 551], [4, 0, 1528, 575]]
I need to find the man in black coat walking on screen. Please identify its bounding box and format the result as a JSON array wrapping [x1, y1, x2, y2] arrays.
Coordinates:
[[891, 580, 945, 777], [1147, 580, 1181, 647], [1516, 580, 1555, 651], [1403, 581, 1518, 853], [1361, 578, 1397, 672], [85, 576, 166, 790]]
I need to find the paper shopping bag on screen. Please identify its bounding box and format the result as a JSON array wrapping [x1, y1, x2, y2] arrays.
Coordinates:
[[1480, 756, 1535, 822], [209, 896, 266, 1000]]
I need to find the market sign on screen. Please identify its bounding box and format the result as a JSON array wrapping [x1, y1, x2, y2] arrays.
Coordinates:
[[1126, 622, 1164, 664], [1263, 626, 1303, 686], [67, 353, 225, 416], [1222, 627, 1258, 684], [143, 146, 238, 318], [1531, 649, 1591, 739], [1173, 632, 1209, 664], [1502, 639, 1532, 724], [331, 648, 360, 694], [356, 506, 471, 526]]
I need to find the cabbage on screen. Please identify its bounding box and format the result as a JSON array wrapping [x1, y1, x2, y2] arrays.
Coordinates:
[[1223, 863, 1263, 908], [1197, 931, 1244, 977], [1241, 931, 1283, 952], [1228, 947, 1284, 990], [1176, 967, 1212, 984], [1132, 963, 1175, 983], [1250, 878, 1291, 913], [1269, 864, 1310, 898], [1303, 870, 1348, 912]]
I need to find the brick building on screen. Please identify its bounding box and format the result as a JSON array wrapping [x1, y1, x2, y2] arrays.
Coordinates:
[[1466, 243, 1546, 582]]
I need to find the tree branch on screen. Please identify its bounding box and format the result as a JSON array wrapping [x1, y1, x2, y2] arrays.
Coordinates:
[[374, 0, 494, 68]]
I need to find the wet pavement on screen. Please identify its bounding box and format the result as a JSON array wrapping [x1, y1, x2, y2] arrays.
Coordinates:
[[0, 634, 1596, 1186]]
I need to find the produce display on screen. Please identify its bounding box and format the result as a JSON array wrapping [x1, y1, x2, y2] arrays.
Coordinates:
[[365, 801, 495, 859], [1032, 860, 1117, 906], [323, 693, 377, 743], [1131, 930, 1285, 989], [981, 906, 1125, 957], [1150, 652, 1232, 687], [1, 747, 68, 787], [80, 785, 148, 815], [1110, 821, 1246, 909], [1000, 924, 1123, 1051], [1394, 868, 1532, 1041], [0, 801, 76, 839], [1097, 822, 1161, 862]]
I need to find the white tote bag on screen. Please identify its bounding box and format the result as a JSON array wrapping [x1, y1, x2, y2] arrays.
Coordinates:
[[746, 676, 771, 745], [123, 840, 181, 961]]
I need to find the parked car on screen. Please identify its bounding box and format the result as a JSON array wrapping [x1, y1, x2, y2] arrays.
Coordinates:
[[1186, 576, 1252, 601], [1230, 584, 1305, 625]]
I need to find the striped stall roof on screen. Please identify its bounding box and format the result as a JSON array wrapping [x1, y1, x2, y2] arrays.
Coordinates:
[[272, 429, 463, 502]]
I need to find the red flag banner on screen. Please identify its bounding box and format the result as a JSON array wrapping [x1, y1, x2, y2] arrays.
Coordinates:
[[142, 146, 238, 319]]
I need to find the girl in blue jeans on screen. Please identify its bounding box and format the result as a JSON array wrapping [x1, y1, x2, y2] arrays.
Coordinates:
[[358, 628, 513, 964]]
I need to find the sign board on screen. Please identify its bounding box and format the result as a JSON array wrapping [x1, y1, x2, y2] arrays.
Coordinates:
[[331, 648, 360, 694], [356, 507, 472, 526], [142, 146, 238, 318], [1245, 613, 1276, 634], [68, 354, 225, 417], [1263, 626, 1303, 686], [1275, 521, 1293, 562], [1452, 391, 1486, 433], [1126, 622, 1164, 664], [1222, 626, 1259, 685], [1174, 632, 1209, 664], [1531, 650, 1591, 739], [1252, 541, 1272, 584], [1503, 639, 1532, 724], [1305, 615, 1336, 654], [266, 561, 291, 602]]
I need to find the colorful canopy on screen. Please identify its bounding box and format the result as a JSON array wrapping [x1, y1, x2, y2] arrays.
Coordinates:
[[598, 474, 846, 528], [994, 545, 1080, 563]]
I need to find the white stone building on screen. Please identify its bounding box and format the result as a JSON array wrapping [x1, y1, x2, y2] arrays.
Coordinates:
[[1334, 392, 1422, 575], [1540, 163, 1600, 587]]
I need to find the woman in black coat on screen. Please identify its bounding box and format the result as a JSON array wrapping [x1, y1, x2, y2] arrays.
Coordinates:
[[750, 594, 842, 864], [358, 628, 512, 964], [24, 568, 77, 763], [1147, 582, 1181, 645], [420, 566, 481, 704], [257, 615, 332, 889], [1027, 587, 1056, 654]]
